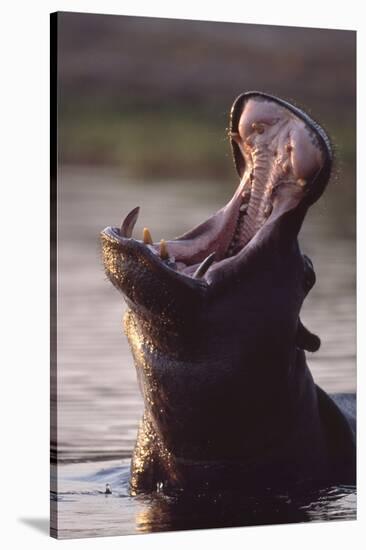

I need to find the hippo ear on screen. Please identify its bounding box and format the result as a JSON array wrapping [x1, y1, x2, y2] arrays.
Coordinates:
[[296, 319, 321, 352]]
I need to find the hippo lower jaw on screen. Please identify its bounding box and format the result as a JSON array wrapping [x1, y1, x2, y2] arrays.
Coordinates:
[[101, 93, 355, 496]]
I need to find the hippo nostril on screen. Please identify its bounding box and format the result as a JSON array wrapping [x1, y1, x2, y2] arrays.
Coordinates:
[[286, 144, 293, 153]]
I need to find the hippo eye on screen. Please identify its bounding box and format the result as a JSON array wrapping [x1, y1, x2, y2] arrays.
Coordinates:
[[303, 254, 316, 292]]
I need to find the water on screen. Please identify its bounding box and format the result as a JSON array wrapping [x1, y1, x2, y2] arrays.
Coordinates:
[[53, 166, 356, 538], [52, 460, 356, 539]]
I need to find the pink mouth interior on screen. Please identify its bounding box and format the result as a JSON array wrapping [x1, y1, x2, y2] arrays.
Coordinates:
[[139, 98, 326, 278]]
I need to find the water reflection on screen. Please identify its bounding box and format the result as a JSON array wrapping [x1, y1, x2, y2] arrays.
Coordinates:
[[55, 461, 356, 538], [135, 484, 355, 533], [135, 491, 307, 532]]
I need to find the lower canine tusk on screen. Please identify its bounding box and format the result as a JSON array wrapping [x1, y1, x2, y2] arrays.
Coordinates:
[[193, 252, 216, 279]]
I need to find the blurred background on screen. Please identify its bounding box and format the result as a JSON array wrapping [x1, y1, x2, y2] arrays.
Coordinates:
[[55, 12, 356, 463], [58, 13, 356, 180]]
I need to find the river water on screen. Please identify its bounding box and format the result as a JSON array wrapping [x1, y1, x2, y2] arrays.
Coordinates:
[[52, 166, 356, 538]]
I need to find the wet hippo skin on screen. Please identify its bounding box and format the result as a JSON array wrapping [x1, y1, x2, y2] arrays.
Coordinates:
[[101, 92, 356, 495]]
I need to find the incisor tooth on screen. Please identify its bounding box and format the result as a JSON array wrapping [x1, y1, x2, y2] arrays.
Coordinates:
[[297, 178, 307, 187], [159, 239, 169, 260], [240, 204, 248, 213], [143, 227, 153, 245]]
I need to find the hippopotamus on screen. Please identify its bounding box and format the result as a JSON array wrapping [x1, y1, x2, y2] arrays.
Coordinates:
[[101, 92, 356, 496]]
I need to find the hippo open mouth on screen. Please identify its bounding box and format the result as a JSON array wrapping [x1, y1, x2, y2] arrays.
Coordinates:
[[99, 92, 354, 496], [101, 92, 331, 291]]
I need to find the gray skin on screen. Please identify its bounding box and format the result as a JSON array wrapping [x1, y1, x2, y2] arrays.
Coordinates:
[[101, 92, 356, 496]]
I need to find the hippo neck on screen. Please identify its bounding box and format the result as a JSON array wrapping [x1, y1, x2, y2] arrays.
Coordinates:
[[126, 304, 326, 470], [130, 346, 329, 493]]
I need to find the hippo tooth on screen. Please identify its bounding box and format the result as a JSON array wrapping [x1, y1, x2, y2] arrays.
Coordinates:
[[241, 189, 251, 202], [230, 131, 241, 143], [252, 122, 264, 134], [193, 252, 216, 279], [240, 204, 248, 213], [143, 227, 153, 245], [120, 206, 140, 238], [264, 203, 273, 218], [282, 161, 290, 174], [297, 178, 307, 187], [160, 239, 169, 260]]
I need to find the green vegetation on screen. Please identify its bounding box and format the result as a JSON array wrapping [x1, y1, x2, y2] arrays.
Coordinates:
[[59, 107, 235, 179], [59, 106, 355, 182]]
